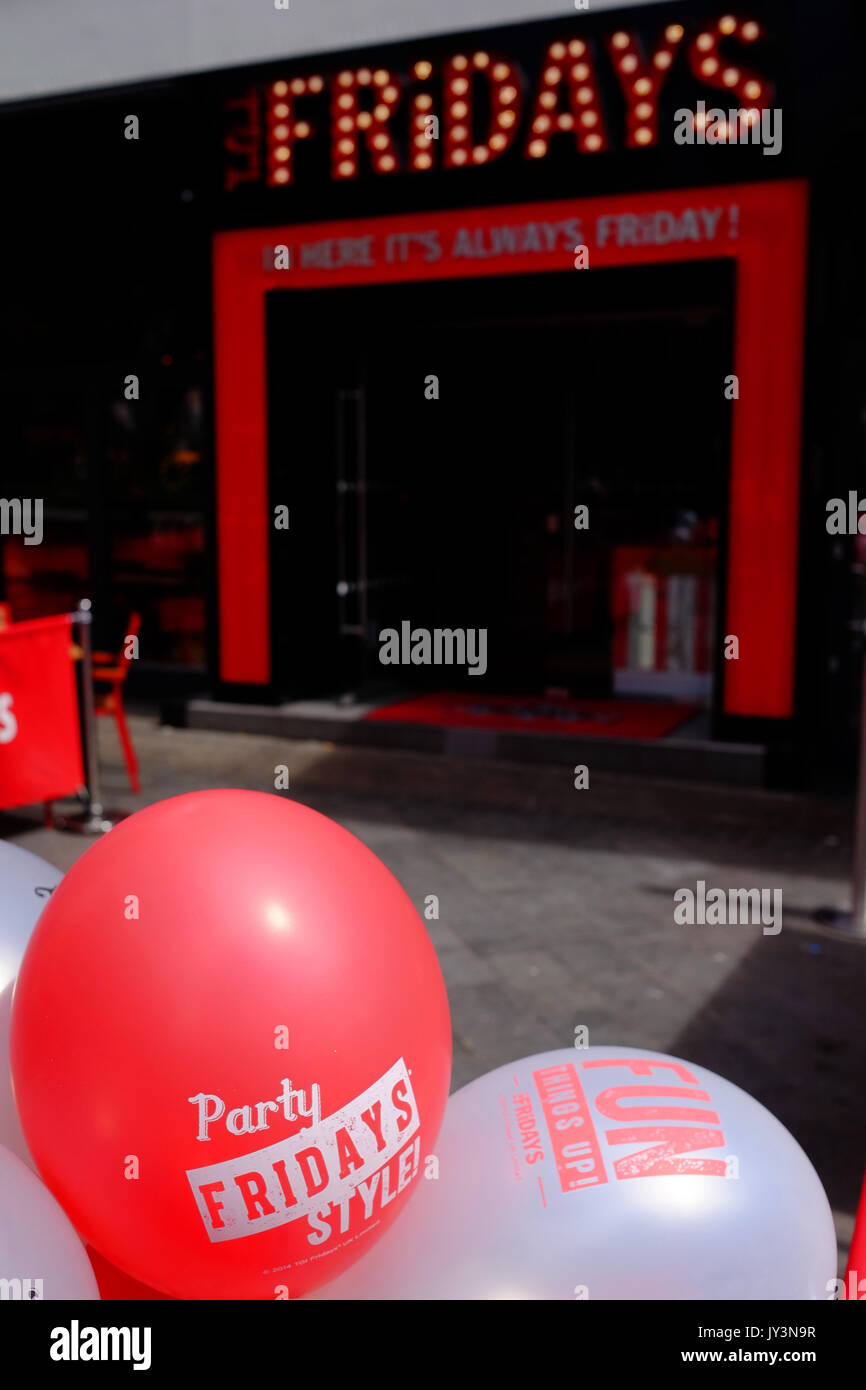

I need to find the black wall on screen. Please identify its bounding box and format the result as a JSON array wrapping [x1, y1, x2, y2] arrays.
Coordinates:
[[0, 0, 863, 781]]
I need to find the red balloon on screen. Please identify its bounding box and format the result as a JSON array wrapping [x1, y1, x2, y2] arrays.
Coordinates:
[[87, 1246, 173, 1301], [11, 791, 451, 1298]]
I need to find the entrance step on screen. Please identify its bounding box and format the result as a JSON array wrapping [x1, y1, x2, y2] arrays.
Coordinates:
[[174, 697, 766, 787]]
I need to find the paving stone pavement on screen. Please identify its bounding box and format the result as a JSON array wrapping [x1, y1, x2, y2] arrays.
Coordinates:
[[3, 713, 864, 1269]]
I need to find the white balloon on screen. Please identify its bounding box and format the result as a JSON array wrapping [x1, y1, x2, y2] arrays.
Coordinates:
[[311, 1047, 837, 1300], [0, 1144, 99, 1299], [0, 840, 62, 995], [0, 840, 63, 1164]]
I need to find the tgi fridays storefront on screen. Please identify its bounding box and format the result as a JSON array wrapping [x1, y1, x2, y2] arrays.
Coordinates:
[[1, 0, 864, 785]]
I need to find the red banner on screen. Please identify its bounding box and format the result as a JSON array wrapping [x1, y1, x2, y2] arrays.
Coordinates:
[[0, 615, 84, 810]]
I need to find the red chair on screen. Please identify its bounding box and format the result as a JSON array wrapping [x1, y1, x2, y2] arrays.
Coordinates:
[[0, 602, 10, 628], [92, 614, 141, 794]]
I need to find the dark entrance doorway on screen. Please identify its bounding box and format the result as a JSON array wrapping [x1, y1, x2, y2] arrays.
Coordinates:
[[267, 261, 733, 704]]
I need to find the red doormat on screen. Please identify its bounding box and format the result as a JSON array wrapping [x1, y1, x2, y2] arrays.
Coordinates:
[[364, 693, 700, 740]]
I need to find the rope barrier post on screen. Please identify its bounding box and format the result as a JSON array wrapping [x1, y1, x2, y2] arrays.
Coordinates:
[[54, 599, 129, 835]]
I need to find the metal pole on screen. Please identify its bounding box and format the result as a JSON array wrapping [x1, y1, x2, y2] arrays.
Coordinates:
[[357, 384, 370, 692], [76, 599, 104, 821], [54, 599, 129, 835], [815, 629, 866, 938], [849, 639, 866, 934]]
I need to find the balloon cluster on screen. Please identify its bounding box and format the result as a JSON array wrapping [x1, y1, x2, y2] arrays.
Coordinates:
[[311, 1046, 837, 1300], [0, 791, 837, 1300]]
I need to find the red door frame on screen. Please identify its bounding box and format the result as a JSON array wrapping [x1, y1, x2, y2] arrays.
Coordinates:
[[213, 179, 808, 718]]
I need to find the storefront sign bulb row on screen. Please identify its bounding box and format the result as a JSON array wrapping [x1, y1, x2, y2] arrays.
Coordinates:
[[249, 14, 770, 190], [688, 14, 767, 118]]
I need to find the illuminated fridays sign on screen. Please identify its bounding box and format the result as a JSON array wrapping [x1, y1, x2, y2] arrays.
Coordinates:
[[222, 12, 775, 191]]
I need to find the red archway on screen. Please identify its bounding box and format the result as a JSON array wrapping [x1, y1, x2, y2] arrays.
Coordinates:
[[213, 179, 807, 718]]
